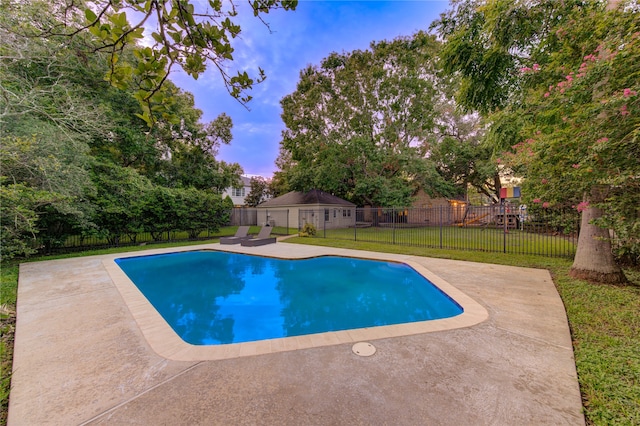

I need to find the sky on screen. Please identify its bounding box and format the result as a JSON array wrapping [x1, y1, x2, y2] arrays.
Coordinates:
[[169, 1, 450, 178]]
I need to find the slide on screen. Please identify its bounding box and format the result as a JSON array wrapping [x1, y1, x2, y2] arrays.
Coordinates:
[[458, 212, 490, 227]]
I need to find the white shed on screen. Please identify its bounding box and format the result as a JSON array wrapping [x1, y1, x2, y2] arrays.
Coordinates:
[[257, 190, 356, 230]]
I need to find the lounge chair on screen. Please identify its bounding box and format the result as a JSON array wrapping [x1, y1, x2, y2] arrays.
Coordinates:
[[220, 226, 251, 245], [241, 226, 276, 247]]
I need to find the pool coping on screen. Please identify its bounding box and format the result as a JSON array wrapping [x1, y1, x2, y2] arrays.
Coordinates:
[[11, 241, 585, 425], [102, 244, 489, 361]]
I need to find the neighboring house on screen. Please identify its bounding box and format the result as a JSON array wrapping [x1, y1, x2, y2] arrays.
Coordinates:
[[222, 176, 252, 206], [404, 189, 468, 225], [257, 189, 356, 230]]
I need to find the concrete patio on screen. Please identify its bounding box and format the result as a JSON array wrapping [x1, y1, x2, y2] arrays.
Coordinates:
[[9, 242, 584, 425]]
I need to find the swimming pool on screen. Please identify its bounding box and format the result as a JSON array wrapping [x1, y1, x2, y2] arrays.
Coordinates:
[[115, 251, 463, 345]]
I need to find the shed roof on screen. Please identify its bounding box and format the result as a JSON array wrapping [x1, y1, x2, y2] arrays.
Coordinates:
[[258, 189, 355, 207]]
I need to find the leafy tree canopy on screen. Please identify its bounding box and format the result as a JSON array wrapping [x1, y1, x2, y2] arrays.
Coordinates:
[[277, 32, 460, 207], [245, 176, 270, 207], [0, 1, 249, 258], [431, 0, 603, 114], [3, 0, 297, 126], [507, 7, 640, 269]]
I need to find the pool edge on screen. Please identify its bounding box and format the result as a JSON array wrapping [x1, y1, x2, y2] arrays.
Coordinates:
[[102, 244, 489, 362]]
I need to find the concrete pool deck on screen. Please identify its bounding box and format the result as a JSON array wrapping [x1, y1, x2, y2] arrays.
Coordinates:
[[9, 242, 584, 425]]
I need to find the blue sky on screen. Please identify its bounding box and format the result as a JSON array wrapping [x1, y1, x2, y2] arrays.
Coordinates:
[[170, 1, 450, 178]]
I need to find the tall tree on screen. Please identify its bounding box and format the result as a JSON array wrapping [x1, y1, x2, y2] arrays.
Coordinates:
[[245, 176, 270, 207], [270, 149, 293, 197], [426, 95, 499, 201], [506, 9, 639, 280], [432, 0, 593, 114], [153, 109, 242, 192], [433, 0, 637, 281], [278, 32, 457, 207]]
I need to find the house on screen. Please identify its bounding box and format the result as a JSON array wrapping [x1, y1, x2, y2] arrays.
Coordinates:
[[257, 189, 356, 230], [406, 189, 468, 225], [221, 176, 252, 206]]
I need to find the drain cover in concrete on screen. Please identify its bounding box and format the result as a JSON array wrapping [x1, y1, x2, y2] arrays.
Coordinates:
[[352, 342, 376, 356]]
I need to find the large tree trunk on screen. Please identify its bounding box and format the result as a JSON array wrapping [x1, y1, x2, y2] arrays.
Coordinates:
[[570, 190, 627, 284]]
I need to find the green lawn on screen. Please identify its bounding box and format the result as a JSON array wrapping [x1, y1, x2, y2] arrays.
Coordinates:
[[1, 234, 638, 425], [320, 225, 576, 258]]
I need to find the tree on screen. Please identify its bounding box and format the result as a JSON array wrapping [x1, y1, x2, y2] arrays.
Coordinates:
[[431, 0, 597, 114], [270, 149, 293, 197], [0, 132, 95, 259], [1, 12, 239, 185], [0, 9, 111, 136], [507, 10, 639, 280], [91, 161, 152, 245], [0, 183, 59, 260], [5, 0, 297, 125], [176, 187, 231, 238], [1, 1, 248, 256], [245, 176, 269, 207], [278, 32, 457, 207], [426, 95, 500, 201], [155, 111, 243, 192], [433, 0, 637, 281]]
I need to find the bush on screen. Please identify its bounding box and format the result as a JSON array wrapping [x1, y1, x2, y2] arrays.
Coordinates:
[[300, 222, 317, 237]]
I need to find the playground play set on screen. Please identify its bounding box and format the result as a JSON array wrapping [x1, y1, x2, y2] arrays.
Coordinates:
[[458, 187, 527, 229]]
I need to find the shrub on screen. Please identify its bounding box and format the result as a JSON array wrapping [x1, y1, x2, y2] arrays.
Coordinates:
[[300, 222, 317, 237]]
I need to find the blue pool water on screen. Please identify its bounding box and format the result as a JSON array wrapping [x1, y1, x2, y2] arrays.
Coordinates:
[[115, 251, 463, 345]]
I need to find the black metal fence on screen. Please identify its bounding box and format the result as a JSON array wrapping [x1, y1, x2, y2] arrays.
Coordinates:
[[39, 206, 579, 258], [40, 208, 293, 255], [42, 229, 226, 254], [299, 205, 580, 258]]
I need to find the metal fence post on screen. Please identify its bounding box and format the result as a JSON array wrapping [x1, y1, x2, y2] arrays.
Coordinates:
[[354, 208, 357, 241], [503, 203, 507, 254], [392, 208, 396, 245], [439, 206, 443, 249]]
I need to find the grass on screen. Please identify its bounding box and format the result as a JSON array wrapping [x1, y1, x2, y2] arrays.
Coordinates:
[[0, 264, 17, 426], [1, 233, 638, 425], [322, 225, 576, 258]]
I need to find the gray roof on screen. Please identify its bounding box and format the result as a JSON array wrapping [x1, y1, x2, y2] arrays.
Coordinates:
[[258, 190, 355, 207]]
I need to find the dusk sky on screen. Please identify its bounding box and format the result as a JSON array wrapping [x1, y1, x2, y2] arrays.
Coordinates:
[[170, 1, 450, 178]]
